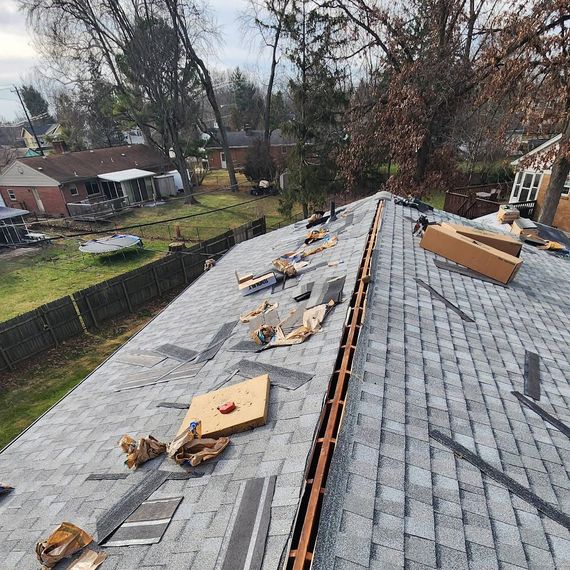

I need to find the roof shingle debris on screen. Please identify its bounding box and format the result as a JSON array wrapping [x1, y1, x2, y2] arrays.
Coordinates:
[[314, 201, 570, 570], [0, 194, 378, 569]]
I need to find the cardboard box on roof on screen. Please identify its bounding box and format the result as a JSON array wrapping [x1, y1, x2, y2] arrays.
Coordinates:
[[420, 225, 523, 284], [441, 222, 522, 257], [511, 217, 538, 237]]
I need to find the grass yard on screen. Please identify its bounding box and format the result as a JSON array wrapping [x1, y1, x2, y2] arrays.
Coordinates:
[[0, 296, 174, 449], [0, 174, 294, 322]]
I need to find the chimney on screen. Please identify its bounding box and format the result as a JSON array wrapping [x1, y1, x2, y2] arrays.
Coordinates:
[[52, 140, 68, 154]]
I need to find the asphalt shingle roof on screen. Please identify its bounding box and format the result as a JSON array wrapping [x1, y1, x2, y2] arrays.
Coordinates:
[[313, 201, 570, 570], [0, 195, 377, 569], [18, 144, 170, 183]]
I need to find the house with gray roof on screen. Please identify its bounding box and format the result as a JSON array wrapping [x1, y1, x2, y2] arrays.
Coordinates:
[[0, 194, 569, 569]]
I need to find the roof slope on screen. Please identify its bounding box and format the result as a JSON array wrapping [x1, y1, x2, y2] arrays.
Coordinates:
[[314, 201, 570, 570], [0, 195, 377, 569], [19, 144, 169, 183], [0, 206, 29, 220]]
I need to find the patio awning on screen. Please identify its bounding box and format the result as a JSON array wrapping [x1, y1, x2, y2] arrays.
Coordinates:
[[98, 168, 155, 183]]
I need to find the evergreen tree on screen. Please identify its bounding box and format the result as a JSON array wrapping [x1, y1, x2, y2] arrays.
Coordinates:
[[20, 85, 52, 121], [229, 68, 264, 130]]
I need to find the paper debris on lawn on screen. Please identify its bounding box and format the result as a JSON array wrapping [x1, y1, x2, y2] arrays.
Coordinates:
[[35, 522, 93, 568]]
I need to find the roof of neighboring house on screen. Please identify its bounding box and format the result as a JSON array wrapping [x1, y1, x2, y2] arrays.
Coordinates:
[[1, 197, 570, 569], [206, 128, 296, 149], [511, 134, 562, 168], [18, 144, 169, 183], [314, 201, 570, 570], [0, 206, 29, 220], [21, 123, 59, 137]]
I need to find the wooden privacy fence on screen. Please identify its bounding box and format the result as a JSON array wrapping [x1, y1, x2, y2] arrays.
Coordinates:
[[0, 217, 266, 372]]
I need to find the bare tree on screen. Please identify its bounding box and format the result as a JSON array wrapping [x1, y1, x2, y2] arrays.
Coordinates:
[[245, 0, 291, 143], [22, 0, 239, 195]]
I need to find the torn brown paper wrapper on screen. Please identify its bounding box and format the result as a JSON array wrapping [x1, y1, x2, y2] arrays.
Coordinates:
[[303, 235, 338, 257], [270, 301, 334, 347], [67, 549, 108, 570], [35, 522, 93, 568], [119, 435, 167, 469], [240, 300, 278, 323], [167, 431, 230, 466]]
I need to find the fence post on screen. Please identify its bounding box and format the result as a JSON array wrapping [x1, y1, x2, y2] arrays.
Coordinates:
[[40, 306, 59, 346], [180, 255, 188, 283], [84, 293, 99, 329], [152, 266, 162, 296], [121, 280, 133, 313], [0, 345, 14, 372]]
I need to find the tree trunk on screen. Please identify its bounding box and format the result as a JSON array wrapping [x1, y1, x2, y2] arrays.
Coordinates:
[[302, 202, 309, 218], [414, 134, 431, 187], [537, 152, 569, 226], [171, 135, 193, 198], [537, 119, 570, 226]]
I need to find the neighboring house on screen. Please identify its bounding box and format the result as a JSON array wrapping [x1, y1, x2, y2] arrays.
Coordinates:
[[0, 206, 30, 245], [206, 128, 295, 171], [0, 144, 171, 217], [20, 123, 62, 151], [509, 134, 570, 231], [123, 128, 144, 145]]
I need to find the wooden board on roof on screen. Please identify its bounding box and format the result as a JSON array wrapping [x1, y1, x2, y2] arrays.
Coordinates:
[[176, 374, 270, 438]]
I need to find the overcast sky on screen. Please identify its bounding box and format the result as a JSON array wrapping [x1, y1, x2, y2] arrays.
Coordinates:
[[0, 0, 263, 121]]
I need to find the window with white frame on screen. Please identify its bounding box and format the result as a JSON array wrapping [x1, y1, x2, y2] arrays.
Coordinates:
[[8, 190, 16, 200], [85, 181, 100, 196], [510, 171, 542, 203], [563, 176, 570, 197], [69, 186, 79, 196]]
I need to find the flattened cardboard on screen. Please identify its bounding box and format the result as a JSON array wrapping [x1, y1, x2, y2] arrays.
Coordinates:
[[177, 374, 270, 438], [441, 222, 522, 258], [420, 225, 523, 285]]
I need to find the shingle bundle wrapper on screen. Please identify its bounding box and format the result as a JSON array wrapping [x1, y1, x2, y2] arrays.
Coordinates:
[[240, 300, 278, 323], [167, 431, 230, 466], [67, 549, 107, 570], [119, 435, 167, 469], [119, 431, 229, 469], [35, 522, 93, 569], [250, 300, 335, 347]]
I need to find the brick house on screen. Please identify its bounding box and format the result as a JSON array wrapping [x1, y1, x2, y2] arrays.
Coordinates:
[[509, 134, 570, 231], [0, 145, 170, 217], [206, 129, 295, 171]]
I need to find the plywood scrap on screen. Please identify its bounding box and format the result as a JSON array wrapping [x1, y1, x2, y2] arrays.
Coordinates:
[[36, 522, 93, 568], [240, 300, 278, 323], [177, 374, 270, 438], [67, 549, 107, 570], [119, 435, 166, 470]]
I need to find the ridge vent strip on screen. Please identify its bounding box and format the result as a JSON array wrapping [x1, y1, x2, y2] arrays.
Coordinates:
[[286, 200, 384, 569]]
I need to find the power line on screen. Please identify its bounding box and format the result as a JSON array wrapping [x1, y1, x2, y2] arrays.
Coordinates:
[[34, 195, 272, 240]]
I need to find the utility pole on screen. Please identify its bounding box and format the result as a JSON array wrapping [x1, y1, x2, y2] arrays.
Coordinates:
[[13, 86, 45, 156]]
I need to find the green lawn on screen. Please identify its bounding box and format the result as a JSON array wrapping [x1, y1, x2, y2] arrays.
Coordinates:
[[0, 302, 166, 449], [424, 190, 446, 210], [0, 178, 293, 322]]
